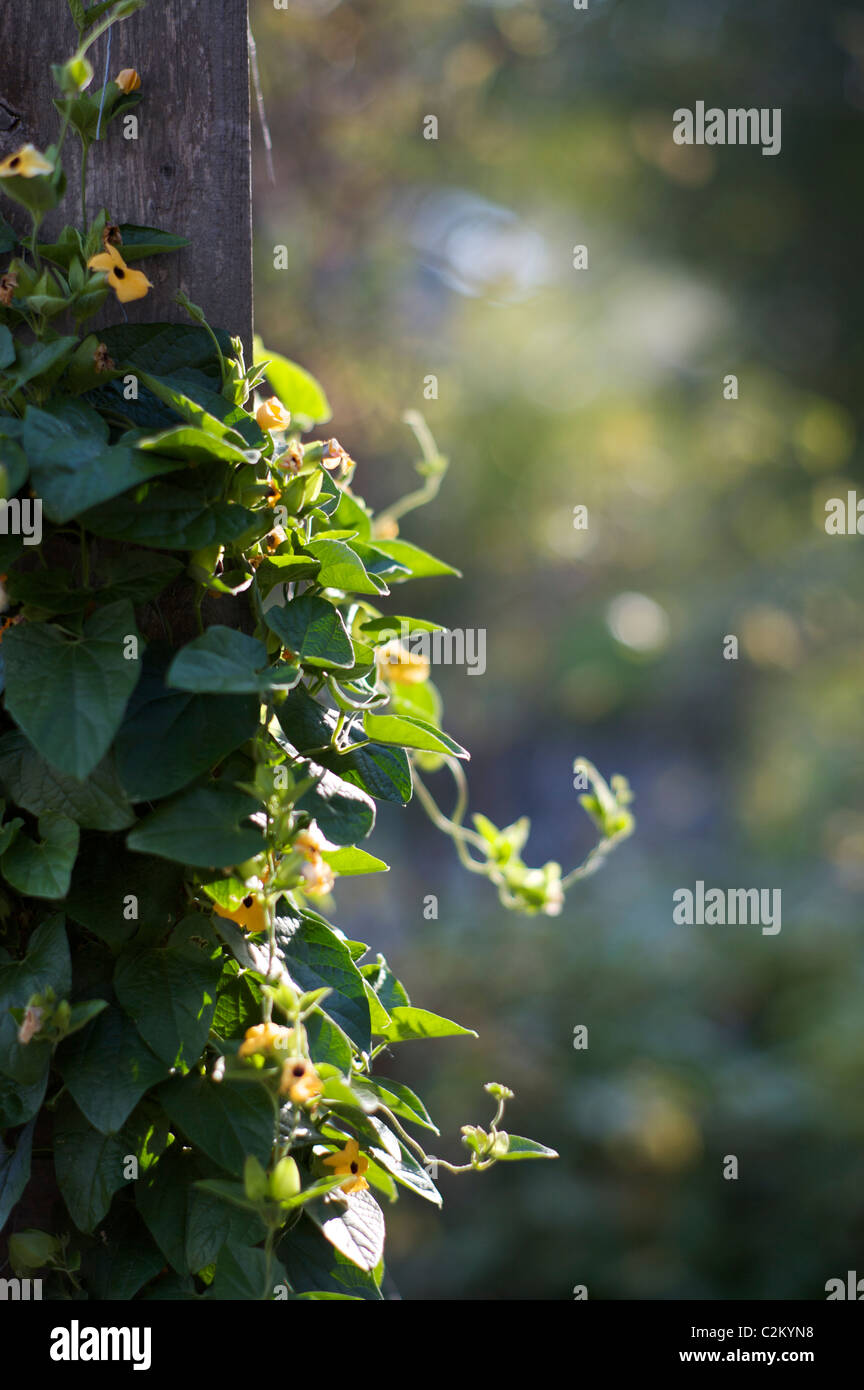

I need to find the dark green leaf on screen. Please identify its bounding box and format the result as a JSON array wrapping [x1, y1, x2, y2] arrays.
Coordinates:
[[57, 1004, 167, 1133], [114, 927, 222, 1066], [0, 731, 134, 830], [0, 1118, 35, 1233], [157, 1073, 276, 1173], [126, 782, 262, 867], [3, 600, 143, 780], [2, 812, 79, 898], [275, 915, 371, 1051], [53, 1095, 133, 1232], [167, 626, 301, 695], [264, 594, 354, 670]]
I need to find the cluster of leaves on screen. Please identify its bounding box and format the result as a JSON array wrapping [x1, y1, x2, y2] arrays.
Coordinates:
[[0, 1, 632, 1301]]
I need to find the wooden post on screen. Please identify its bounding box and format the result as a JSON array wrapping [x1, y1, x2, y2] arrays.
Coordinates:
[[0, 0, 252, 352], [0, 1, 252, 1266]]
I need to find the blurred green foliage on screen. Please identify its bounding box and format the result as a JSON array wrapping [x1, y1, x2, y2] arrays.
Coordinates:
[[251, 0, 864, 1298]]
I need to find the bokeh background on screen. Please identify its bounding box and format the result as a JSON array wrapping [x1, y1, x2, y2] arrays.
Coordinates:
[[250, 0, 864, 1299]]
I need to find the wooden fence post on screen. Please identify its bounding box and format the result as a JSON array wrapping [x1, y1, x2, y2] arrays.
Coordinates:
[[0, 0, 252, 1266], [0, 0, 252, 353]]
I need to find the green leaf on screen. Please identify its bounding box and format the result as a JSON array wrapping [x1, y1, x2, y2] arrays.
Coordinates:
[[489, 1134, 559, 1161], [0, 1069, 47, 1130], [322, 847, 388, 876], [1, 812, 79, 898], [137, 370, 262, 451], [363, 711, 468, 760], [0, 325, 15, 370], [64, 836, 184, 948], [83, 480, 259, 550], [304, 1010, 353, 1073], [167, 626, 301, 695], [157, 1074, 276, 1173], [114, 928, 222, 1067], [0, 215, 17, 256], [3, 600, 143, 781], [374, 1005, 477, 1042], [0, 731, 134, 830], [27, 427, 177, 524], [53, 1095, 134, 1233], [371, 538, 460, 580], [135, 1143, 196, 1274], [294, 763, 376, 846], [57, 1004, 167, 1133], [127, 782, 262, 867], [116, 224, 190, 260], [255, 338, 332, 425], [356, 1075, 437, 1133], [264, 594, 354, 671], [5, 336, 77, 392], [275, 916, 371, 1051], [81, 1204, 164, 1300], [186, 1181, 262, 1272], [96, 322, 233, 380], [210, 1241, 281, 1300], [306, 538, 385, 596], [0, 1118, 35, 1233], [134, 423, 251, 464], [366, 1116, 442, 1205], [361, 956, 410, 1010], [279, 1217, 382, 1299], [307, 1188, 385, 1272], [276, 685, 411, 805], [115, 647, 259, 801]]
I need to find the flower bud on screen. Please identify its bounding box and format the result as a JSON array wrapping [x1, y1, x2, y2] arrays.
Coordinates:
[[269, 1156, 301, 1203]]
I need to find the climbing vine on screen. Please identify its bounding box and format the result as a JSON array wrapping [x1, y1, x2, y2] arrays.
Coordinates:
[[0, 0, 633, 1300]]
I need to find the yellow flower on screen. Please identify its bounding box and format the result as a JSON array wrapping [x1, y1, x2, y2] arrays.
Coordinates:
[[256, 396, 291, 432], [238, 1020, 292, 1059], [294, 823, 327, 858], [0, 144, 53, 179], [115, 68, 142, 94], [323, 1138, 369, 1195], [300, 854, 335, 897], [376, 639, 430, 686], [87, 242, 152, 303], [214, 893, 267, 935], [280, 1057, 323, 1105]]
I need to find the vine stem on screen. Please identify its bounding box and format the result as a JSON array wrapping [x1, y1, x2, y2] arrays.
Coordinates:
[[411, 761, 491, 872]]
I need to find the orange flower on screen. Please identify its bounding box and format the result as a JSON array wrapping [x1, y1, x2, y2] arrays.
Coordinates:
[[323, 1138, 369, 1195], [0, 272, 18, 307], [87, 242, 152, 303], [238, 1021, 292, 1059], [115, 69, 142, 94], [280, 1057, 323, 1105], [376, 639, 430, 686], [256, 396, 291, 432], [0, 145, 53, 178], [214, 893, 267, 934], [93, 342, 115, 374]]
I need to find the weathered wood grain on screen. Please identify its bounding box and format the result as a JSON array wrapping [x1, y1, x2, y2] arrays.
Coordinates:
[[0, 0, 252, 351]]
